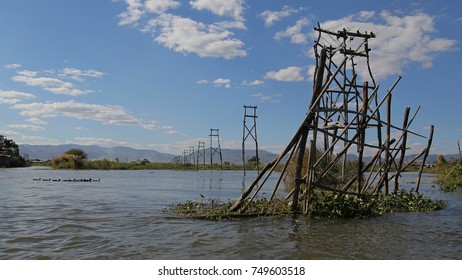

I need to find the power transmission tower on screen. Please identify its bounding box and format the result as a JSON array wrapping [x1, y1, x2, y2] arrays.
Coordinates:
[[242, 105, 259, 175], [196, 141, 206, 170], [209, 128, 223, 169]]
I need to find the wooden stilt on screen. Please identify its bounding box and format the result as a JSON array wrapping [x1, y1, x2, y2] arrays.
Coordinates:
[[393, 107, 410, 193], [416, 125, 434, 192]]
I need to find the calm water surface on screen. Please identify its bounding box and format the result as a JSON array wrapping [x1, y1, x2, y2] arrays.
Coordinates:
[[0, 168, 461, 259]]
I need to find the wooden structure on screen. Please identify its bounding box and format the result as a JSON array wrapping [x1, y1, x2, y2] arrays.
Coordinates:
[[209, 128, 223, 169], [229, 25, 434, 214], [196, 141, 206, 169], [242, 105, 259, 175]]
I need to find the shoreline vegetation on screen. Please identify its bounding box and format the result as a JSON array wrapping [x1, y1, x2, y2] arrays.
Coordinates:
[[45, 157, 255, 171]]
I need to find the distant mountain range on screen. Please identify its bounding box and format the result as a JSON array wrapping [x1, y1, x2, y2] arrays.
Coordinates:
[[19, 144, 459, 165], [19, 144, 279, 164], [20, 144, 175, 163]]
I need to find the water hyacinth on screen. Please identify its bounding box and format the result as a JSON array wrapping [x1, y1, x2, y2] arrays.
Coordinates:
[[170, 190, 446, 220]]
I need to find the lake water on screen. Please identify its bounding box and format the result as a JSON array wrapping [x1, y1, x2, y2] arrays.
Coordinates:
[[1, 167, 461, 259]]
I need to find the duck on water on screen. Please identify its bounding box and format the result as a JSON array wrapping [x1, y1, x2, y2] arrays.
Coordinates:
[[32, 178, 101, 182]]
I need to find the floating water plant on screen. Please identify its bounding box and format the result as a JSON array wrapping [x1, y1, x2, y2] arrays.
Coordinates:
[[170, 190, 445, 220]]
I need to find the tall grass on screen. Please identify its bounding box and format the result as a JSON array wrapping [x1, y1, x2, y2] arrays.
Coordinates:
[[434, 161, 462, 191], [284, 147, 358, 192]]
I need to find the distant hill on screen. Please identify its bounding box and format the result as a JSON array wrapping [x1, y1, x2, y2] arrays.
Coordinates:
[[19, 144, 280, 164], [215, 148, 279, 165], [20, 144, 176, 163], [19, 143, 455, 165]]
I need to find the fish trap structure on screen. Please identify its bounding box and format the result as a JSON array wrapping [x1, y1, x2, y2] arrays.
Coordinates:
[[229, 25, 434, 214]]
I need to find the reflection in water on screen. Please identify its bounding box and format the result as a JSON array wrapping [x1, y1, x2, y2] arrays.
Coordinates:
[[0, 169, 461, 259]]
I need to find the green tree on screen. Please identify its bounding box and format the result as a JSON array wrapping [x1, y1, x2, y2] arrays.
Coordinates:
[[0, 134, 27, 167]]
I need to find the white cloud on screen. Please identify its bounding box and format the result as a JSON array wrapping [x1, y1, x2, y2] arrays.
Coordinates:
[[264, 66, 304, 82], [149, 14, 247, 59], [12, 101, 142, 127], [60, 68, 105, 81], [0, 90, 35, 104], [359, 11, 375, 20], [45, 87, 93, 96], [8, 124, 45, 131], [190, 0, 244, 22], [196, 79, 208, 84], [11, 74, 90, 96], [12, 101, 176, 133], [118, 0, 144, 26], [251, 92, 282, 103], [12, 75, 70, 88], [274, 18, 311, 44], [145, 0, 181, 14], [0, 130, 56, 144], [260, 6, 300, 27], [213, 78, 231, 88], [118, 1, 247, 59], [3, 63, 22, 69], [165, 130, 182, 136], [215, 20, 246, 30], [11, 67, 103, 96], [17, 70, 37, 77], [314, 11, 457, 81], [141, 121, 161, 130], [242, 80, 264, 86], [26, 118, 48, 126], [71, 137, 131, 148]]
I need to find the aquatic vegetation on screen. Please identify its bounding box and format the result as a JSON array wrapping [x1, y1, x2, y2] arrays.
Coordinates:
[[433, 161, 462, 192], [170, 190, 446, 220], [51, 154, 84, 169]]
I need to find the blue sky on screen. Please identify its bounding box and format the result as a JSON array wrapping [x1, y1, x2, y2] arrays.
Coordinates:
[[0, 0, 460, 156]]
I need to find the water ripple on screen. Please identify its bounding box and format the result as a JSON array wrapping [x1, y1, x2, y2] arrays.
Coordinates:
[[1, 169, 461, 259]]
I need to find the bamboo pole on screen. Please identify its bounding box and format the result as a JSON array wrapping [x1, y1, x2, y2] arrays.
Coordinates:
[[292, 127, 309, 212], [303, 140, 317, 214], [357, 81, 368, 193], [416, 125, 434, 192], [393, 107, 410, 193], [440, 163, 459, 185], [342, 145, 383, 192], [291, 49, 328, 212], [268, 142, 297, 202], [383, 93, 392, 195]]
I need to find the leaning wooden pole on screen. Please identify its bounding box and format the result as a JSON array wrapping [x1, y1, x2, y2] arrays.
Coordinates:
[[291, 47, 327, 212], [357, 81, 368, 193], [303, 139, 317, 214], [383, 93, 392, 195], [393, 107, 410, 193], [291, 128, 309, 211], [416, 125, 434, 192]]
